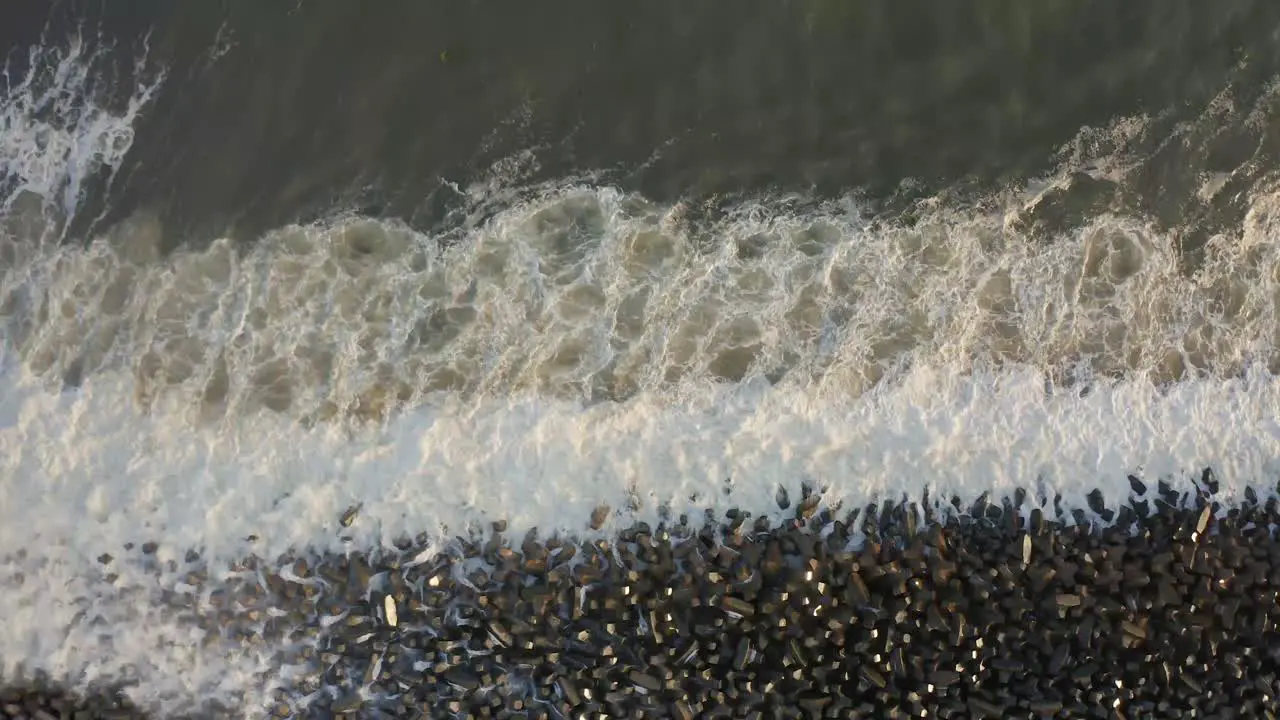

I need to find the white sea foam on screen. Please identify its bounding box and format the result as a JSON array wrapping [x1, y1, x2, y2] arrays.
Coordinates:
[[10, 181, 1280, 420], [6, 29, 1280, 718], [1, 34, 161, 224], [4, 356, 1280, 712]]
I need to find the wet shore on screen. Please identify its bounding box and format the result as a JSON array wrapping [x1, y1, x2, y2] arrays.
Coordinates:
[[9, 474, 1280, 718]]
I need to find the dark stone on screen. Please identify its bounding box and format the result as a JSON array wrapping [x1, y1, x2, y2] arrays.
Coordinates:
[[26, 481, 1280, 717]]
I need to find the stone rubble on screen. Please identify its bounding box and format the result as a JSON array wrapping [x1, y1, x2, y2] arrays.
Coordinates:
[[6, 471, 1280, 718]]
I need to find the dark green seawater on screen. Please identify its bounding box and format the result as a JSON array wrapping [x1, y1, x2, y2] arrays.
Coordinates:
[[6, 0, 1280, 248]]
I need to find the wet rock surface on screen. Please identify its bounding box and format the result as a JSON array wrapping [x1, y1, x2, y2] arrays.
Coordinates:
[[9, 474, 1280, 718], [0, 677, 147, 719]]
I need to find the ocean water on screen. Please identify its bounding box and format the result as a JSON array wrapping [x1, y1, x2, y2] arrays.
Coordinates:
[[5, 2, 1280, 715]]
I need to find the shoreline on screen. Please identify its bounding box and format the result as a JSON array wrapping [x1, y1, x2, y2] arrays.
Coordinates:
[[5, 479, 1280, 718]]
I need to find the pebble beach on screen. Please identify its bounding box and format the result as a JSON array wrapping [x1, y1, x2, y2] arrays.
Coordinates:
[[7, 474, 1280, 718]]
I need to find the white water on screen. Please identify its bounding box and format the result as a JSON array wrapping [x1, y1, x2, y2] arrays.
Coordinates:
[[4, 35, 1280, 718]]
